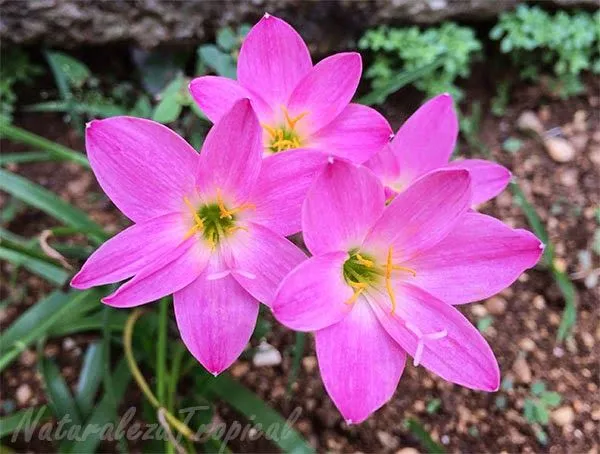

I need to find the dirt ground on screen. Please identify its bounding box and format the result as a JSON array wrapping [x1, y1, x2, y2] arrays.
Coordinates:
[[1, 57, 599, 453]]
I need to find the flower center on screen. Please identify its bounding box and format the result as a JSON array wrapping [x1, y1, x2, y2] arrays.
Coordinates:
[[183, 190, 254, 248], [342, 247, 416, 314], [262, 106, 307, 153]]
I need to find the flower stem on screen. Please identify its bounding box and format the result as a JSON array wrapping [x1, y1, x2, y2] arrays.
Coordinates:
[[124, 309, 199, 442]]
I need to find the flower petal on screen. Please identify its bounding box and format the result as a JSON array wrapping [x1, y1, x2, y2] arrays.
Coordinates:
[[86, 117, 199, 222], [287, 53, 362, 136], [446, 159, 511, 206], [237, 14, 312, 107], [407, 212, 543, 304], [197, 99, 262, 203], [365, 169, 471, 260], [364, 143, 402, 189], [391, 93, 458, 189], [370, 283, 500, 391], [310, 103, 392, 164], [272, 252, 353, 331], [250, 148, 328, 236], [303, 160, 385, 255], [224, 222, 306, 306], [316, 301, 407, 424], [102, 240, 210, 308], [174, 256, 259, 375], [188, 76, 273, 124], [71, 213, 187, 289]]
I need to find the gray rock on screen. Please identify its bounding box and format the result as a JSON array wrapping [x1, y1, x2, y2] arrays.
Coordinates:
[[1, 0, 596, 49]]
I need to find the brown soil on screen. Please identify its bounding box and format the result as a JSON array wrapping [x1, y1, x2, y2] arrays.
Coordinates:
[[1, 66, 599, 453]]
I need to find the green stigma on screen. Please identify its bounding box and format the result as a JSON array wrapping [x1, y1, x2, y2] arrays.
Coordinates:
[[342, 249, 380, 287], [197, 203, 236, 245]]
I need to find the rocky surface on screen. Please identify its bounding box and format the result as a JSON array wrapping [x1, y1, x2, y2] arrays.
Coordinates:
[[1, 0, 597, 49]]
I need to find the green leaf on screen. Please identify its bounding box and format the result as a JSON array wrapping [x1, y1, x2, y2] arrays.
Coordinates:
[[534, 402, 550, 425], [287, 332, 306, 395], [426, 398, 442, 414], [152, 77, 184, 124], [0, 168, 107, 244], [217, 27, 239, 51], [45, 51, 91, 89], [75, 343, 105, 418], [357, 60, 443, 106], [541, 391, 561, 407], [39, 356, 82, 426], [502, 137, 523, 154], [404, 418, 445, 453], [0, 151, 54, 165], [197, 45, 237, 79], [477, 316, 494, 333], [534, 427, 548, 445], [0, 406, 51, 438], [208, 374, 314, 454], [524, 399, 537, 423], [0, 246, 69, 285], [531, 381, 546, 396], [0, 122, 89, 168], [24, 100, 129, 118], [0, 289, 102, 372], [64, 360, 131, 454]]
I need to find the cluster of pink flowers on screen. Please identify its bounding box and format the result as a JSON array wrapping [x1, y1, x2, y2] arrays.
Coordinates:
[[72, 14, 543, 423]]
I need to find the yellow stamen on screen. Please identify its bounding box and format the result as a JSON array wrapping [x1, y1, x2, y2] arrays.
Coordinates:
[[226, 225, 248, 235], [386, 247, 398, 315], [282, 105, 308, 130], [355, 253, 374, 267], [183, 196, 204, 229], [261, 123, 278, 139], [345, 281, 367, 305], [216, 189, 255, 219], [391, 264, 417, 277]]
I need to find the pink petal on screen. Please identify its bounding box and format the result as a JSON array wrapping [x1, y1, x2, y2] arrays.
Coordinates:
[[287, 53, 362, 136], [250, 149, 328, 236], [71, 213, 187, 289], [391, 93, 458, 190], [407, 212, 543, 304], [197, 99, 262, 203], [272, 252, 353, 331], [316, 301, 407, 424], [370, 284, 500, 391], [86, 117, 199, 222], [102, 240, 210, 308], [446, 159, 512, 206], [365, 169, 471, 260], [223, 222, 306, 306], [174, 256, 259, 375], [364, 143, 402, 189], [237, 14, 312, 107], [188, 76, 273, 124], [310, 103, 392, 164], [303, 160, 385, 255]]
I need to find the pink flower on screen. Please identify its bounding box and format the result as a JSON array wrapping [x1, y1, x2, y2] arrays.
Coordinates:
[[71, 99, 306, 374], [272, 160, 543, 423], [366, 93, 511, 205], [189, 13, 391, 163]]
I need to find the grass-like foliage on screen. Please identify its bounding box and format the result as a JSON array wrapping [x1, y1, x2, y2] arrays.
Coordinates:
[[490, 5, 600, 98], [359, 23, 482, 102]]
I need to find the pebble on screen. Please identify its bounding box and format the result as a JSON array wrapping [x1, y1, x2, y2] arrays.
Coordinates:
[[517, 111, 544, 136], [512, 356, 532, 383], [230, 362, 249, 378], [19, 349, 37, 367], [559, 168, 578, 187], [252, 341, 282, 367], [572, 110, 588, 133], [485, 297, 507, 315], [16, 384, 33, 405], [570, 134, 588, 152], [551, 406, 575, 426], [544, 137, 576, 162], [519, 338, 536, 352], [302, 356, 318, 373], [471, 304, 488, 317], [377, 431, 399, 450], [532, 295, 546, 310], [396, 448, 420, 454]]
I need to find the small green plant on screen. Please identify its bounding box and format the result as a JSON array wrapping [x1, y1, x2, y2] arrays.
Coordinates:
[[523, 381, 562, 445], [0, 48, 42, 122], [359, 23, 482, 102], [490, 5, 600, 98], [197, 24, 251, 78]]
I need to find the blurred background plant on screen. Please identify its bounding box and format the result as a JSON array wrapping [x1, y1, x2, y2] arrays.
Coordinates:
[[490, 6, 600, 98]]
